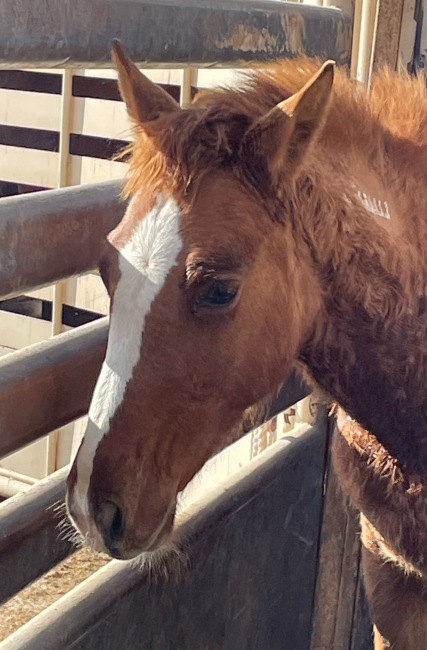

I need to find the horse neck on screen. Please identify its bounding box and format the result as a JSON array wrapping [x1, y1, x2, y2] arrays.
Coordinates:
[[297, 135, 427, 475]]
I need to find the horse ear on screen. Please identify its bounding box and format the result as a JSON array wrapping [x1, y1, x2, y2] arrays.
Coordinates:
[[240, 60, 335, 186], [112, 40, 180, 134]]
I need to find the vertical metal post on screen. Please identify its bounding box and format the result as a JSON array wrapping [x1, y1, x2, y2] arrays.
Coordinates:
[[350, 0, 364, 79], [52, 68, 75, 336], [357, 0, 380, 87], [46, 68, 75, 476]]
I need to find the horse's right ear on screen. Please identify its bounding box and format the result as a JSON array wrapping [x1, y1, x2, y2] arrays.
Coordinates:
[[112, 40, 180, 134], [240, 60, 334, 187]]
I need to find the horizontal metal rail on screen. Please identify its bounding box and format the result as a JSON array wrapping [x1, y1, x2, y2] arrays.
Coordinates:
[[0, 466, 72, 607], [0, 180, 125, 301], [0, 1, 352, 69], [0, 318, 108, 459], [0, 420, 326, 650]]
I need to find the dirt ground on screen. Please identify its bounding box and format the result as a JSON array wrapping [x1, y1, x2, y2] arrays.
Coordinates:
[[0, 547, 110, 642]]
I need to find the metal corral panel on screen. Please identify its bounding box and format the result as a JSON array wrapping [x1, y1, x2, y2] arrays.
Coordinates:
[[0, 422, 327, 650], [0, 0, 352, 69]]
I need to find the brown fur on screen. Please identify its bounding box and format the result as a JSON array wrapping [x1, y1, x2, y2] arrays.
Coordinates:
[[68, 47, 427, 648]]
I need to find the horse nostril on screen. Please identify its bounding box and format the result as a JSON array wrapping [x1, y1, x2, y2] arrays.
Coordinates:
[[111, 505, 123, 540], [98, 501, 124, 544]]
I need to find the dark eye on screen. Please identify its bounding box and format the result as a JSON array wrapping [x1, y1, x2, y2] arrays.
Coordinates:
[[196, 280, 239, 310]]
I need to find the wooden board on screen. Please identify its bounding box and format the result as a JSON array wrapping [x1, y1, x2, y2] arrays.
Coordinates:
[[372, 0, 405, 71], [351, 568, 374, 650], [0, 70, 62, 94], [311, 420, 373, 650], [72, 75, 185, 103]]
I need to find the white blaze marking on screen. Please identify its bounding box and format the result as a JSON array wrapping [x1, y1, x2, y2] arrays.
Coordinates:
[[72, 194, 182, 525]]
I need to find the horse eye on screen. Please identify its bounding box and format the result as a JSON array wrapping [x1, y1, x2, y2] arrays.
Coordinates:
[[196, 280, 239, 310]]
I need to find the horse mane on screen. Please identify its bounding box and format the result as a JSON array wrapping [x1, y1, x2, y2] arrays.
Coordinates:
[[123, 60, 427, 200]]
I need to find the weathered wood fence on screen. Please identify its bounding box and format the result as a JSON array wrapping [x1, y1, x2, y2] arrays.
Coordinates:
[[0, 3, 374, 648]]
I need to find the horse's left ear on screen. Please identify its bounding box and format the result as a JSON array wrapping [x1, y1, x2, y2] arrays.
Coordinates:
[[240, 60, 335, 186], [112, 40, 180, 136]]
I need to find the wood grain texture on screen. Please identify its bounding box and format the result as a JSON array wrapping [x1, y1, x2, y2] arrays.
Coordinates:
[[310, 420, 372, 650], [373, 0, 405, 70]]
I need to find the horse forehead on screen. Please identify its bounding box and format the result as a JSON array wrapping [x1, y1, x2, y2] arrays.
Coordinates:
[[108, 172, 261, 263]]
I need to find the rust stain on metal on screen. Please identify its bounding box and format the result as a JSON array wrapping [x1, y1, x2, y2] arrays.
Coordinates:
[[215, 24, 279, 54], [281, 12, 306, 54]]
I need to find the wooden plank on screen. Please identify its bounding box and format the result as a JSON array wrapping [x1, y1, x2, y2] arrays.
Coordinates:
[[69, 133, 129, 161], [0, 180, 125, 300], [0, 180, 48, 196], [0, 70, 62, 94], [0, 318, 108, 459], [72, 75, 184, 104], [372, 0, 405, 71], [0, 126, 129, 169], [0, 467, 72, 606], [0, 421, 328, 650], [350, 566, 374, 650], [0, 295, 103, 328], [0, 124, 59, 152], [243, 369, 311, 434], [310, 421, 362, 650]]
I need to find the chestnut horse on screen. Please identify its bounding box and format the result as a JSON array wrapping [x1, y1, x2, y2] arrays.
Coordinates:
[[67, 41, 427, 649]]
